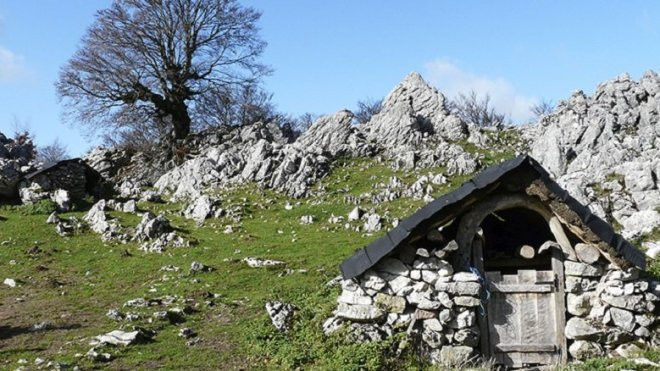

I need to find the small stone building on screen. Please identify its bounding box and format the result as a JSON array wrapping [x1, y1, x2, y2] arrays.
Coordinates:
[[17, 159, 102, 205], [329, 155, 656, 368]]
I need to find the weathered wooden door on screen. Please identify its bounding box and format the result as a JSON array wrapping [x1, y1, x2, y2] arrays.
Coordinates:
[[485, 269, 564, 367]]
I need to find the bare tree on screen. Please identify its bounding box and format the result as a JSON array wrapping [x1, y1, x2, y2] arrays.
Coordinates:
[[448, 91, 505, 128], [56, 0, 270, 147], [195, 81, 275, 128], [292, 112, 319, 134], [38, 138, 69, 166], [354, 98, 383, 124], [531, 99, 555, 120]]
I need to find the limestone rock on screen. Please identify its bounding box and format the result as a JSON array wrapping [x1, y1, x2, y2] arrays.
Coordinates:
[[90, 329, 150, 346], [322, 316, 345, 335], [376, 258, 409, 276], [609, 307, 636, 332], [564, 261, 603, 277], [265, 301, 295, 332], [452, 272, 479, 282], [567, 292, 594, 316], [334, 303, 386, 322], [568, 340, 604, 360], [565, 317, 606, 340], [363, 213, 382, 232], [453, 296, 480, 307], [601, 294, 646, 312], [348, 206, 364, 221], [243, 257, 285, 268], [133, 212, 172, 241], [183, 195, 220, 224], [50, 189, 71, 212]]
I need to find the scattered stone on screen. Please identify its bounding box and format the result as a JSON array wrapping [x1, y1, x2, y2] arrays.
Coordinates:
[[50, 189, 71, 212], [322, 316, 345, 335], [30, 321, 53, 332], [46, 211, 60, 224], [265, 301, 296, 332], [363, 213, 382, 232], [3, 278, 16, 288], [243, 257, 285, 268], [134, 212, 172, 241], [348, 207, 363, 221], [106, 309, 124, 321], [178, 327, 196, 339], [86, 347, 113, 362], [90, 329, 150, 346], [183, 195, 219, 224], [190, 261, 212, 272], [299, 215, 314, 225]]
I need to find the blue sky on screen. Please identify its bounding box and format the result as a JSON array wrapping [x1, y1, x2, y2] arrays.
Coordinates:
[[1, 1, 659, 156]]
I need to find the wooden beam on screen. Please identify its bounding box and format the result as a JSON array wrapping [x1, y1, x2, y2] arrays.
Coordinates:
[[551, 248, 568, 365], [472, 236, 490, 359], [494, 344, 556, 353], [489, 283, 553, 293]]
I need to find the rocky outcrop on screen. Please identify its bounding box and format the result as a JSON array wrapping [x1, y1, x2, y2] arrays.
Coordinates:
[[363, 72, 467, 146], [295, 110, 374, 157], [152, 73, 482, 201], [529, 72, 660, 239], [154, 121, 332, 199], [0, 131, 37, 198]]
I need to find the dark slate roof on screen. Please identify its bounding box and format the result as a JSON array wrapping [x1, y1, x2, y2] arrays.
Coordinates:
[[24, 158, 83, 180], [339, 155, 646, 279]]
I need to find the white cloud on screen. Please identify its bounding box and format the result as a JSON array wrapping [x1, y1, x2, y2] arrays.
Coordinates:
[[0, 45, 31, 83], [424, 59, 538, 123]]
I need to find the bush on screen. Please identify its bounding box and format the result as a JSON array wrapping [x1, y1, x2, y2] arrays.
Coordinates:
[[448, 91, 506, 128], [21, 199, 58, 215]]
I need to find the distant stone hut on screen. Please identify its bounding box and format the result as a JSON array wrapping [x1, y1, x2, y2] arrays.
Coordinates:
[[329, 155, 656, 368], [17, 159, 102, 205]]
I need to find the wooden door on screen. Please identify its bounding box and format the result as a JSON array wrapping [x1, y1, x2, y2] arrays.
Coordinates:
[[485, 269, 562, 368]]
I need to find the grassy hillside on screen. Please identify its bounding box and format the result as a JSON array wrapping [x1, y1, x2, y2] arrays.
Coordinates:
[[0, 145, 657, 370]]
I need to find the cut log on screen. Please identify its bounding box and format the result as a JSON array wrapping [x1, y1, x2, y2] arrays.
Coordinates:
[[538, 240, 560, 255], [518, 245, 536, 259], [574, 243, 601, 264]]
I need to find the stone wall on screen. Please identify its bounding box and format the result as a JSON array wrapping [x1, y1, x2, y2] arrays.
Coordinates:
[[327, 238, 659, 366], [563, 254, 658, 360]]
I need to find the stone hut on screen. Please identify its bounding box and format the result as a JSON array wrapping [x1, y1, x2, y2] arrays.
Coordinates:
[[17, 158, 102, 206], [328, 155, 656, 368]]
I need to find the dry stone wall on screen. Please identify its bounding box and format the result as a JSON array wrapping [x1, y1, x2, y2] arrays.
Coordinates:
[[326, 240, 483, 365], [328, 237, 659, 365]]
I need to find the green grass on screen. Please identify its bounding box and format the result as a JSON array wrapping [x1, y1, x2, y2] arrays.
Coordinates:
[[1, 152, 657, 369], [0, 157, 474, 370]]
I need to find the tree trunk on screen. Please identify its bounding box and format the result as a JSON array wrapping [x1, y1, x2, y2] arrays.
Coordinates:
[[170, 101, 191, 140]]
